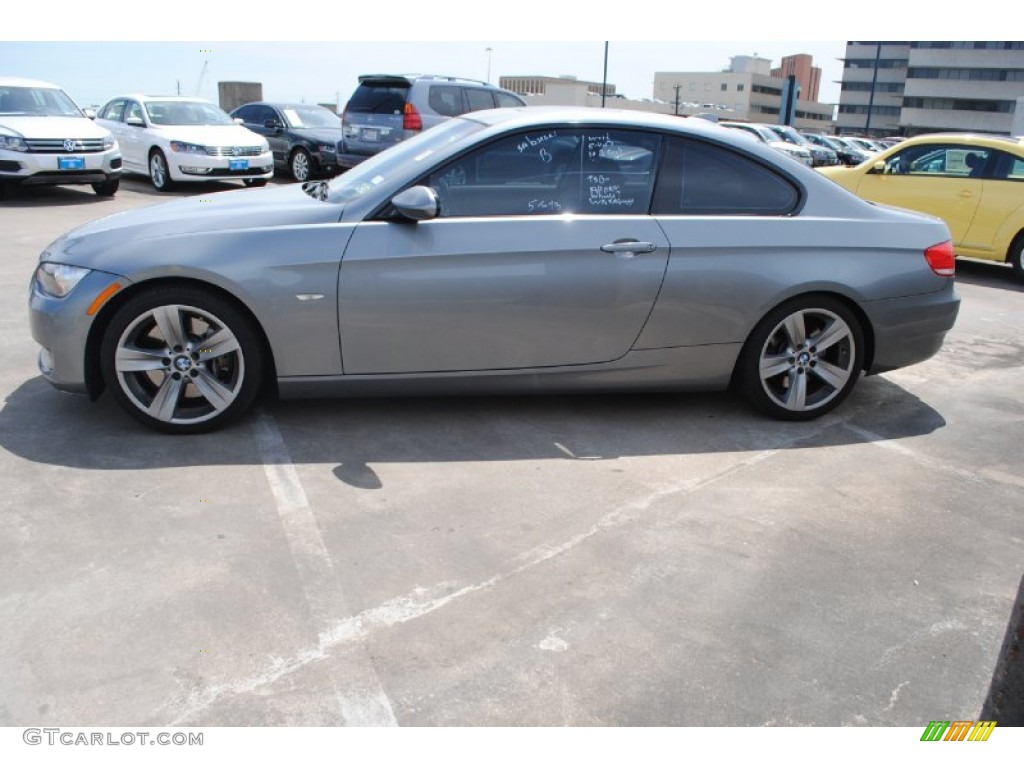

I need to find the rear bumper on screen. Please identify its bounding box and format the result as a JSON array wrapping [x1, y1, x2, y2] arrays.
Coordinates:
[[863, 285, 960, 374]]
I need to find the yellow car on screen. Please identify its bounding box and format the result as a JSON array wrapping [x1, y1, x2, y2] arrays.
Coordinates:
[[820, 134, 1024, 278]]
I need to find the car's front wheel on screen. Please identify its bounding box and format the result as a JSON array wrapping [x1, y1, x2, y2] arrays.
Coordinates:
[[149, 149, 174, 192], [290, 148, 312, 182], [100, 285, 265, 433], [1009, 233, 1024, 281], [92, 179, 119, 196], [737, 296, 864, 421]]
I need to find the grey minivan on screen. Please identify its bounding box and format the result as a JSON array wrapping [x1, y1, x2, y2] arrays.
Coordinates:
[[338, 74, 525, 168]]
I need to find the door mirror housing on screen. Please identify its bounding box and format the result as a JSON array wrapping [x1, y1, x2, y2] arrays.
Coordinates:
[[125, 116, 145, 127], [391, 186, 439, 221]]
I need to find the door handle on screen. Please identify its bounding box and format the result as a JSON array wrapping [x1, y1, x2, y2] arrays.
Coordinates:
[[600, 240, 657, 258]]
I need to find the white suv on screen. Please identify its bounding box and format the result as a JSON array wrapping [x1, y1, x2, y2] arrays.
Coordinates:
[[0, 76, 122, 197]]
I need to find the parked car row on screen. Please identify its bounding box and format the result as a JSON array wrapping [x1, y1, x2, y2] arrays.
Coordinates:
[[2, 74, 526, 197]]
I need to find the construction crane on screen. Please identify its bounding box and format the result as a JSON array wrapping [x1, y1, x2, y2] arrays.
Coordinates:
[[195, 60, 208, 97]]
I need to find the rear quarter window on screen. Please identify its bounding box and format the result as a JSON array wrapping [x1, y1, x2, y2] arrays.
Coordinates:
[[428, 85, 464, 117], [654, 137, 800, 215]]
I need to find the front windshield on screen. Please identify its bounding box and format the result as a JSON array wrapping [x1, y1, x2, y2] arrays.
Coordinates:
[[325, 117, 486, 204], [0, 86, 81, 117], [282, 106, 340, 130], [817, 136, 844, 151], [145, 100, 234, 126]]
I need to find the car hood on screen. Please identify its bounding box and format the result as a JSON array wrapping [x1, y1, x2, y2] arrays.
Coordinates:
[[51, 184, 344, 271], [0, 115, 111, 139], [148, 124, 265, 146]]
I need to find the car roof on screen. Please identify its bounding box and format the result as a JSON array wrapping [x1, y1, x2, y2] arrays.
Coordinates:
[[234, 102, 334, 111], [0, 76, 64, 89], [898, 132, 1023, 150], [106, 94, 217, 104], [357, 74, 496, 88]]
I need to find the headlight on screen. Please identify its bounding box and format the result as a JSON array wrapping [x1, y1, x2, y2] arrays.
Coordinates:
[[169, 141, 207, 154], [102, 134, 117, 150], [260, 141, 271, 153], [0, 133, 29, 152], [317, 142, 336, 154], [35, 263, 91, 298]]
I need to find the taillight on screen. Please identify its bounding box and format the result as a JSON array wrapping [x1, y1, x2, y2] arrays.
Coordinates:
[[924, 241, 955, 277], [403, 102, 422, 131]]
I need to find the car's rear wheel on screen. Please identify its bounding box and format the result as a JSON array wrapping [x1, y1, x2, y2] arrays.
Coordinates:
[[100, 286, 264, 433], [290, 148, 312, 182], [737, 296, 864, 421], [149, 149, 174, 192], [92, 179, 119, 196]]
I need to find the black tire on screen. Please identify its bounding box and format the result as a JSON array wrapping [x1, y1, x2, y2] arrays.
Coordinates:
[[290, 148, 313, 182], [736, 295, 865, 421], [92, 178, 119, 196], [1009, 233, 1024, 281], [149, 149, 174, 192], [243, 178, 267, 187], [100, 285, 265, 434]]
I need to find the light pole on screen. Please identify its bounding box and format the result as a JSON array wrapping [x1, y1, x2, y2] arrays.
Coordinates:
[[674, 84, 682, 116], [486, 47, 493, 83], [601, 42, 609, 107]]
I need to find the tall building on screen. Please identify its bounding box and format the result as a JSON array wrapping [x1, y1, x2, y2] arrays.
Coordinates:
[[653, 54, 833, 130], [837, 41, 1024, 137], [771, 54, 821, 102]]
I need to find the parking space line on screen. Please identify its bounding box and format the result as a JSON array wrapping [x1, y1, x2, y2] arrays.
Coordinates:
[[248, 410, 398, 727]]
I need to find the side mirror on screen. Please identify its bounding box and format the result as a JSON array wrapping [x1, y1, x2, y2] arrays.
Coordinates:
[[870, 159, 886, 174], [83, 108, 96, 120], [126, 116, 145, 127], [391, 186, 439, 221], [264, 119, 282, 133], [234, 117, 244, 125]]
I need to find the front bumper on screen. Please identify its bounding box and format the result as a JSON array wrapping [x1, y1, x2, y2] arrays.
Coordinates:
[[168, 149, 274, 182], [0, 147, 122, 186], [864, 286, 960, 374], [29, 268, 127, 395]]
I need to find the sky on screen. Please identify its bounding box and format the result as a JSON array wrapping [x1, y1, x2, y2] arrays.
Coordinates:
[[0, 41, 849, 110], [1, 3, 1006, 111]]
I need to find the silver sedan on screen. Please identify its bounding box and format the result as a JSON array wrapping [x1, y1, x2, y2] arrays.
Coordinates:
[[28, 108, 960, 433]]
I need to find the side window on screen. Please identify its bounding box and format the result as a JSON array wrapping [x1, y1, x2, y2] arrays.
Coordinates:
[[883, 144, 990, 178], [428, 85, 464, 117], [233, 106, 254, 123], [495, 92, 525, 108], [427, 129, 660, 217], [464, 88, 497, 112], [99, 100, 125, 122], [259, 106, 281, 125], [125, 101, 145, 123], [653, 138, 799, 215], [989, 150, 1023, 181]]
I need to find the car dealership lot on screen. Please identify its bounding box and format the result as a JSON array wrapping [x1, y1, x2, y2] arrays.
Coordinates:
[[1, 178, 1021, 726]]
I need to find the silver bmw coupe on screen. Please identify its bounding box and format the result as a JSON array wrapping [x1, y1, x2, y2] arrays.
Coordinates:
[[28, 108, 960, 433]]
